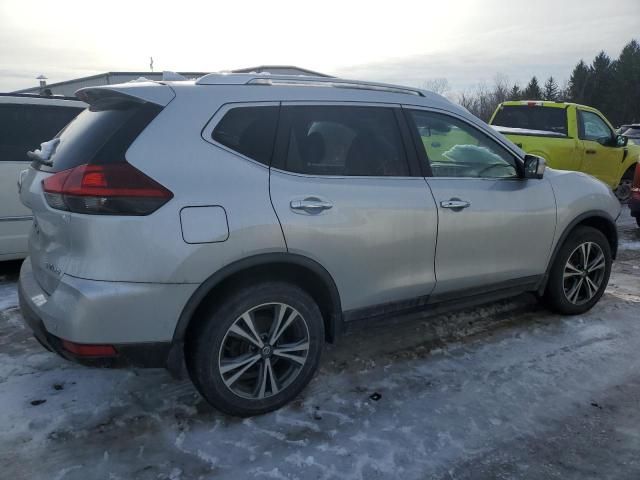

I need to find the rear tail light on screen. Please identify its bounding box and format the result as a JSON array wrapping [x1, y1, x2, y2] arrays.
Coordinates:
[[42, 163, 173, 215], [632, 162, 640, 200]]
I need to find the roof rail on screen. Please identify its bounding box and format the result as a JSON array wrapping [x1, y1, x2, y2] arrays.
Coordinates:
[[0, 92, 80, 101], [196, 73, 424, 97]]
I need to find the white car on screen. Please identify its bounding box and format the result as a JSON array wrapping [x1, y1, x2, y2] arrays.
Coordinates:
[[0, 94, 84, 261]]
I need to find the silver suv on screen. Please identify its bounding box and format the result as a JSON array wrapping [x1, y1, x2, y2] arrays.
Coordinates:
[[18, 74, 621, 416]]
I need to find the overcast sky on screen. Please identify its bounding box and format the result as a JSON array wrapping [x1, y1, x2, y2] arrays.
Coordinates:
[[1, 0, 638, 94]]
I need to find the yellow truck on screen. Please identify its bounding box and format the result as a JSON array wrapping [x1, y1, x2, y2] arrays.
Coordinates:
[[490, 101, 639, 202]]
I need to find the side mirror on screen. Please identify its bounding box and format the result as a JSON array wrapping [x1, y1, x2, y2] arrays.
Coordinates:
[[616, 134, 628, 147], [523, 154, 546, 179]]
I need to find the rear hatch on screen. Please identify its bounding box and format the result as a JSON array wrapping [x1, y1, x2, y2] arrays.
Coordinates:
[[19, 85, 172, 294]]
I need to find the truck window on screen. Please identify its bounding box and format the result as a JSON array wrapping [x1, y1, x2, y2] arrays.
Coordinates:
[[492, 106, 568, 136], [578, 110, 613, 143]]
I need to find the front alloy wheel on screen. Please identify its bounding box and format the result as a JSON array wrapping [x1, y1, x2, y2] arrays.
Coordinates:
[[614, 177, 632, 203], [562, 241, 606, 305], [542, 226, 612, 315]]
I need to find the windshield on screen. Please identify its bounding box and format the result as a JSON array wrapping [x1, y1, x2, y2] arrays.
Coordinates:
[[492, 106, 568, 136]]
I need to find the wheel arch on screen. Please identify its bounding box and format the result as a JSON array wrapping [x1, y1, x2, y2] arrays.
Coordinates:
[[169, 253, 343, 373], [538, 210, 618, 294]]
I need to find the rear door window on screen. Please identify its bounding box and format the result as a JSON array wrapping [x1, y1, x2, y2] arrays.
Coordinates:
[[211, 106, 279, 166], [492, 105, 568, 136], [0, 104, 82, 163], [274, 105, 409, 177]]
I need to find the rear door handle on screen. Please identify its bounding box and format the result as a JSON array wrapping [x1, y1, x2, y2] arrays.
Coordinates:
[[440, 199, 471, 209], [290, 198, 333, 214], [585, 149, 597, 155]]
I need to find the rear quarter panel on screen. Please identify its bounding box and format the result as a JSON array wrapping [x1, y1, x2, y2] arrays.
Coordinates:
[[62, 85, 287, 284]]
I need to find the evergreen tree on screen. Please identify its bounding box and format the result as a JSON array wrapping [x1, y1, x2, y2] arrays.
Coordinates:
[[611, 39, 640, 124], [588, 51, 614, 116], [508, 83, 522, 100], [523, 76, 542, 100], [543, 76, 559, 101], [567, 60, 591, 104]]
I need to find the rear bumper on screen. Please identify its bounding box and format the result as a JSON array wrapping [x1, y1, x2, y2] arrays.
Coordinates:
[[18, 257, 196, 368]]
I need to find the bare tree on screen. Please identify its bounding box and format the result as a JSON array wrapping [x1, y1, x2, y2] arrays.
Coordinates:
[[421, 78, 450, 96]]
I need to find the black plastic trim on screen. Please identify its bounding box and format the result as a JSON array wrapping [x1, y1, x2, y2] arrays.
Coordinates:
[[343, 275, 541, 325], [343, 277, 541, 333], [19, 282, 171, 368], [172, 252, 343, 344]]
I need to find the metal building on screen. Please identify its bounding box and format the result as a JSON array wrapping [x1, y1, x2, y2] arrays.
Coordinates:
[[14, 66, 331, 97]]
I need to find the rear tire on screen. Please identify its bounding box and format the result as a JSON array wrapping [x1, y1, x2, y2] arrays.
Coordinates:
[[187, 281, 324, 417], [542, 226, 612, 315]]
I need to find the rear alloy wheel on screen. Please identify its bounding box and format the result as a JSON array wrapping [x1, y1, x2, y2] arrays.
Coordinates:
[[219, 303, 310, 400], [188, 282, 324, 417], [542, 226, 612, 315]]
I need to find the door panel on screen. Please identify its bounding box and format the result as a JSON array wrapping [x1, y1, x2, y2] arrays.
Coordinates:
[[269, 103, 438, 312], [270, 172, 438, 310], [578, 109, 624, 187], [404, 107, 557, 297], [0, 161, 32, 255], [427, 177, 556, 295]]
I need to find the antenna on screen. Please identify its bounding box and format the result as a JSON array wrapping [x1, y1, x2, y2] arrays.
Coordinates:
[[150, 57, 154, 72]]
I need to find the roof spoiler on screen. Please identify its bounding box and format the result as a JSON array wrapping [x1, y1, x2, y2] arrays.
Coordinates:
[[75, 81, 175, 107]]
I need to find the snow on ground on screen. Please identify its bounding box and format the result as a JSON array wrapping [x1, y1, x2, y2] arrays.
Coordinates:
[[0, 209, 639, 480]]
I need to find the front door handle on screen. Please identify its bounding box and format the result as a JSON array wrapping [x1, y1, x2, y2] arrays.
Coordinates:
[[290, 198, 333, 214], [440, 199, 471, 209], [585, 149, 597, 155]]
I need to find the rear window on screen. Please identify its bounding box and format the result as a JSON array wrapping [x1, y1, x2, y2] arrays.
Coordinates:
[[492, 106, 568, 136], [0, 104, 82, 163], [40, 99, 162, 172], [212, 106, 279, 166]]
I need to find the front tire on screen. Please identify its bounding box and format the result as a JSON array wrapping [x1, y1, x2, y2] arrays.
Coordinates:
[[614, 169, 634, 203], [542, 226, 612, 315], [187, 281, 324, 417]]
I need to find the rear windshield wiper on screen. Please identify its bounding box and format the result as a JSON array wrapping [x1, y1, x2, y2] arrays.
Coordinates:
[[27, 138, 60, 167]]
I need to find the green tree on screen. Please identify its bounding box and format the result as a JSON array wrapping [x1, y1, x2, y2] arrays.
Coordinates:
[[611, 39, 640, 124], [543, 76, 559, 101], [508, 84, 522, 100], [523, 76, 542, 100], [567, 60, 591, 104], [588, 51, 614, 116]]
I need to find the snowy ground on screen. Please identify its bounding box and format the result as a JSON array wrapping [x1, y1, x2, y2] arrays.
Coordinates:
[[0, 209, 639, 480]]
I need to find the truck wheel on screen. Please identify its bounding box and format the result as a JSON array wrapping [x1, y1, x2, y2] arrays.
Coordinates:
[[542, 226, 612, 315], [187, 281, 324, 417], [614, 168, 634, 203]]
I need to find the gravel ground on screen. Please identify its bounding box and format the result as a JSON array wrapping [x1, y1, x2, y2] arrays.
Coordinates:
[[0, 208, 638, 480]]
